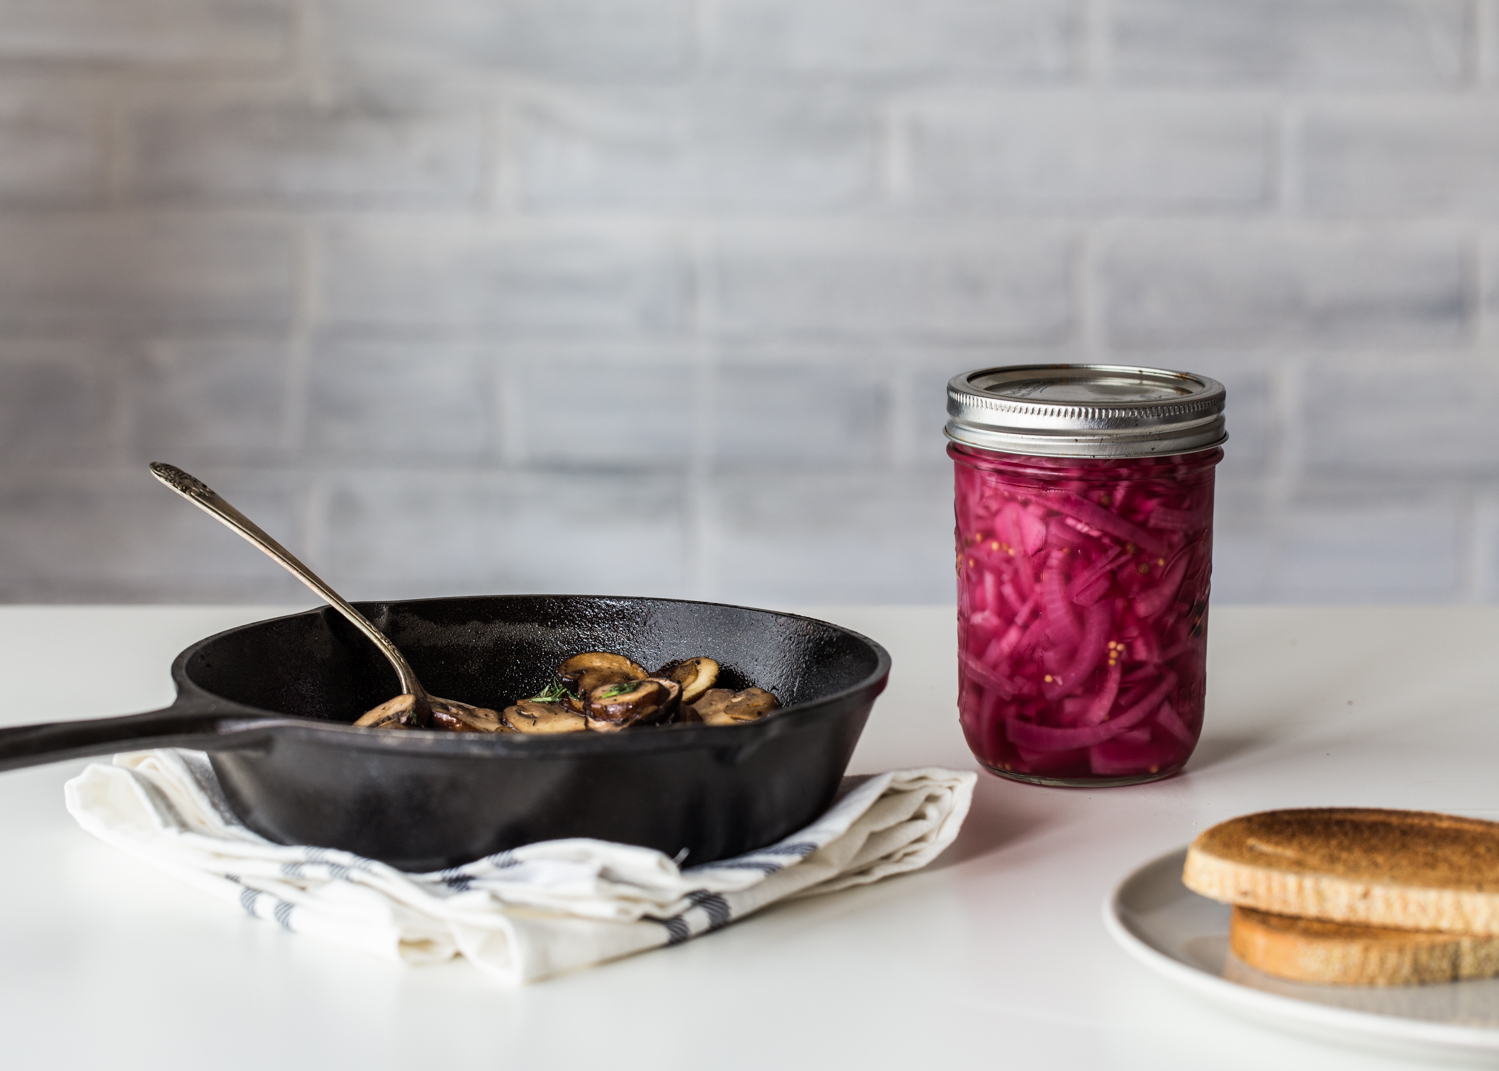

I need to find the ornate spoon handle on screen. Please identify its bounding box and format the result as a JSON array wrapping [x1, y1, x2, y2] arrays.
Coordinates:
[[148, 462, 433, 722]]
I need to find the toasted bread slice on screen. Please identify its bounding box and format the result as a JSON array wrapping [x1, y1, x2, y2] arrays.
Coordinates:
[[1230, 906, 1499, 987], [1184, 808, 1499, 935]]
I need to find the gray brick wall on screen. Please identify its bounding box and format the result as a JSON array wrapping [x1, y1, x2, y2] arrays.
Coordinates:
[[2, 0, 1497, 606]]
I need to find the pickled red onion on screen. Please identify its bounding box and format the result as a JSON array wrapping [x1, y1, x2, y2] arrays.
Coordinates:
[[953, 445, 1217, 782]]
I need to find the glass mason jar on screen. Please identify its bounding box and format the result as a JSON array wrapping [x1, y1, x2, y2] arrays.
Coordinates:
[[946, 366, 1227, 787]]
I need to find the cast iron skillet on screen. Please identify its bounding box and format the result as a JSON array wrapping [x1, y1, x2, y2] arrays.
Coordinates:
[[0, 594, 890, 872]]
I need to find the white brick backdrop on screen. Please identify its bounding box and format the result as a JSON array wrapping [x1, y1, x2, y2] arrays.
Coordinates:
[[1, 0, 1497, 605]]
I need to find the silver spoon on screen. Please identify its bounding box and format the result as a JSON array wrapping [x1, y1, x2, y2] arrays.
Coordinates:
[[148, 462, 452, 729]]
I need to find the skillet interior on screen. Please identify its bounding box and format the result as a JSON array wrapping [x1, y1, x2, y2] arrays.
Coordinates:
[[182, 595, 874, 726], [174, 595, 889, 871]]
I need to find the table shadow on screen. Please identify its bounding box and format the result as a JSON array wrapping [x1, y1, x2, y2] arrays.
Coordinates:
[[1186, 731, 1279, 773], [924, 775, 1058, 872]]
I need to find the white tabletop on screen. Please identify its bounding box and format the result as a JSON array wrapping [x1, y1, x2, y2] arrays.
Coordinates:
[[1, 603, 1495, 1070]]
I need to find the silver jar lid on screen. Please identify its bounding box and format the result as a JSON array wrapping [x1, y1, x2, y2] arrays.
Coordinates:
[[945, 364, 1227, 459]]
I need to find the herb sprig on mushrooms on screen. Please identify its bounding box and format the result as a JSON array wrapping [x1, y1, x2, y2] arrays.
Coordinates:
[[528, 681, 580, 704]]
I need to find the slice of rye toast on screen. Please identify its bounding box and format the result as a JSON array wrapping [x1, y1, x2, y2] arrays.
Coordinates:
[[1183, 808, 1499, 935], [1230, 906, 1499, 987]]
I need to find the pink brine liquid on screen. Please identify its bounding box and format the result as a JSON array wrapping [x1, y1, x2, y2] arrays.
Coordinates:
[[951, 443, 1220, 784]]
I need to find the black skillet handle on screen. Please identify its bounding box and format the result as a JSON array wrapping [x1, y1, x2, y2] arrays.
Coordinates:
[[0, 706, 289, 774]]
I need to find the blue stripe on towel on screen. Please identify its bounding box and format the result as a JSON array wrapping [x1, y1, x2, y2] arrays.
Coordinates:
[[685, 840, 818, 875], [273, 900, 295, 931], [757, 841, 818, 858], [701, 860, 781, 874], [688, 890, 732, 931], [655, 914, 691, 946]]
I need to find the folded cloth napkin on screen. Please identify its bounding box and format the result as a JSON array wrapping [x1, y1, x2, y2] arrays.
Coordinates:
[[65, 751, 975, 983]]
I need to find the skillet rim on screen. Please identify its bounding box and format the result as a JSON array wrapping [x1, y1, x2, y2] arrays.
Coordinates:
[[171, 593, 892, 757]]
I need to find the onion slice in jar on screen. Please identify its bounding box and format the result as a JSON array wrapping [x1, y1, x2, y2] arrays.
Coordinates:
[[1145, 503, 1213, 531], [1004, 672, 1177, 752], [960, 651, 1017, 698], [982, 592, 1039, 665], [1041, 549, 1080, 647], [1134, 554, 1189, 620], [1081, 657, 1122, 726], [1040, 490, 1168, 558], [1044, 602, 1111, 700], [1154, 700, 1194, 744]]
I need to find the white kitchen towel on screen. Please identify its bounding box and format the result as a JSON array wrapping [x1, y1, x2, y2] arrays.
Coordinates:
[[65, 751, 975, 983]]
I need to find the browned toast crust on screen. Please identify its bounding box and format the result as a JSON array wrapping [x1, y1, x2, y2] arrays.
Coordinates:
[[1230, 906, 1499, 987], [1184, 808, 1499, 935]]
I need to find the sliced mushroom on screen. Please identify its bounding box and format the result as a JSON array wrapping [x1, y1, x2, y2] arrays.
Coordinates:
[[585, 677, 680, 733], [502, 699, 588, 735], [353, 693, 418, 729], [430, 699, 509, 733], [657, 657, 719, 705], [688, 687, 780, 727], [353, 693, 508, 732], [558, 652, 645, 686], [556, 652, 646, 712], [564, 669, 636, 711]]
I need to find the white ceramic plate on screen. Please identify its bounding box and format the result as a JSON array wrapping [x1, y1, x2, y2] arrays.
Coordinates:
[[1104, 848, 1499, 1063]]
